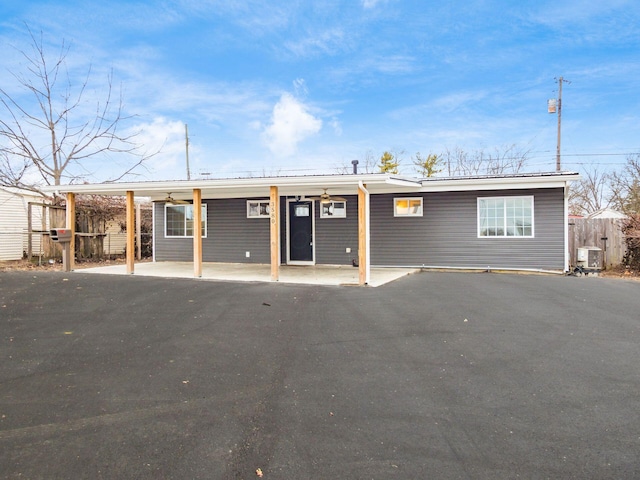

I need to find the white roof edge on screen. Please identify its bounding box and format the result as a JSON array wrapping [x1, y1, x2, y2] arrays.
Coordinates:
[[385, 176, 423, 187], [420, 172, 580, 192], [39, 172, 579, 196], [40, 173, 402, 195]]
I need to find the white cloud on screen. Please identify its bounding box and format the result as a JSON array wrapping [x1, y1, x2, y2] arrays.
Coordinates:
[[362, 0, 394, 9], [262, 93, 322, 157], [127, 117, 188, 179], [329, 117, 343, 136], [362, 0, 383, 8], [431, 91, 488, 113], [293, 78, 308, 97], [282, 28, 347, 58]]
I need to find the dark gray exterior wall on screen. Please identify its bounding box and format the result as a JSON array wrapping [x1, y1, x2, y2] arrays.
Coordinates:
[[313, 195, 359, 265], [154, 202, 190, 262], [154, 188, 566, 270], [155, 196, 360, 266], [154, 199, 272, 263], [370, 188, 565, 270]]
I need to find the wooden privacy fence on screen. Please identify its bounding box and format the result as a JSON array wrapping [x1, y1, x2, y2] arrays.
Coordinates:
[[569, 218, 627, 268]]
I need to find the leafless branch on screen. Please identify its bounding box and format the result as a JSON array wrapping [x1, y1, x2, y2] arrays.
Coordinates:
[[568, 165, 612, 216], [0, 25, 152, 194]]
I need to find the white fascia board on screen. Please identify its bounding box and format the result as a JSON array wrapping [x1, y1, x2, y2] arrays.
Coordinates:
[[40, 174, 410, 199], [420, 173, 580, 192], [385, 176, 423, 188], [42, 172, 579, 198]]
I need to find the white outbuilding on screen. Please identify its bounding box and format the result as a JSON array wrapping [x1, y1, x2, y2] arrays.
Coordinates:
[[0, 187, 47, 261]]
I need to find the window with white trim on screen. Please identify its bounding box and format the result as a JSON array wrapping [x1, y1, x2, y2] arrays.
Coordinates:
[[478, 196, 533, 237], [394, 197, 423, 217], [247, 200, 270, 218], [165, 204, 207, 237], [320, 201, 346, 218]]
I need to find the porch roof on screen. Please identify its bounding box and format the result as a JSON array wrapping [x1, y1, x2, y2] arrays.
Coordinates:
[[42, 173, 421, 200], [41, 171, 580, 200]]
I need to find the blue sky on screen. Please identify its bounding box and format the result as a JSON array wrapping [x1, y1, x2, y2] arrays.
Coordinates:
[[1, 0, 639, 182]]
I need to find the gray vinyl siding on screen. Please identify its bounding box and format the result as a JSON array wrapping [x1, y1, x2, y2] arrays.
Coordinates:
[[204, 198, 272, 263], [154, 202, 190, 261], [370, 188, 565, 270], [155, 199, 272, 263], [314, 195, 359, 265], [155, 196, 360, 265], [154, 188, 566, 270]]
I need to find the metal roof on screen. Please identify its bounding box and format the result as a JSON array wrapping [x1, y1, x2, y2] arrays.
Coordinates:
[[40, 171, 580, 200]]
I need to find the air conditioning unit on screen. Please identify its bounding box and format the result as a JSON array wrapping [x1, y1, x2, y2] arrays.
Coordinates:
[[576, 247, 603, 272]]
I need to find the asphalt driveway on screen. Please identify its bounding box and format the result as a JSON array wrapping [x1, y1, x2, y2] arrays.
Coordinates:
[[0, 271, 638, 479]]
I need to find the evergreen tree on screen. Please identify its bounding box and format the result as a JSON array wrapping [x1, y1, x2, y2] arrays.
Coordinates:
[[379, 151, 399, 174], [413, 152, 442, 177]]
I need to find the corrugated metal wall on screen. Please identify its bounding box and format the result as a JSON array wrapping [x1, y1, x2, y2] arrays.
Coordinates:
[[154, 188, 566, 271], [370, 188, 565, 270]]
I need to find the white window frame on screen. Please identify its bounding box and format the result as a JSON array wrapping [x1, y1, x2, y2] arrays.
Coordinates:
[[247, 200, 271, 218], [477, 195, 534, 238], [165, 204, 207, 238], [320, 201, 347, 218], [394, 197, 423, 217]]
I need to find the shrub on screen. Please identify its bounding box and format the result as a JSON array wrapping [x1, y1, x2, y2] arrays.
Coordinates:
[[621, 214, 640, 269]]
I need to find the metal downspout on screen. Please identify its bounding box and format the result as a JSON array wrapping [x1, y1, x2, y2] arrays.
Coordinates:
[[152, 204, 156, 262], [564, 181, 570, 272]]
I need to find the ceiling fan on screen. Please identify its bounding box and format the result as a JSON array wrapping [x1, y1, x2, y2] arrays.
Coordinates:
[[161, 193, 190, 205], [308, 188, 347, 204]]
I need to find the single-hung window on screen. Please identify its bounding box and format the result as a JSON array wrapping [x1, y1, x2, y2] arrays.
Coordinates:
[[165, 204, 207, 237], [320, 201, 346, 218], [478, 196, 533, 237], [247, 200, 270, 218], [394, 197, 423, 217]]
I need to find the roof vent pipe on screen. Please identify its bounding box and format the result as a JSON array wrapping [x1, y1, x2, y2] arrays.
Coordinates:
[[351, 159, 359, 174]]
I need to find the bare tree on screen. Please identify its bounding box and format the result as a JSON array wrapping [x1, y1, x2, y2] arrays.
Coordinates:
[[335, 150, 380, 174], [483, 144, 530, 175], [0, 27, 154, 194], [609, 154, 640, 215], [441, 147, 468, 176], [568, 165, 611, 216], [359, 150, 378, 173], [441, 144, 530, 177]]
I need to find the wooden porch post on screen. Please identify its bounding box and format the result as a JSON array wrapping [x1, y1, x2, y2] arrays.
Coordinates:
[[270, 186, 279, 281], [66, 192, 76, 271], [126, 191, 135, 274], [193, 188, 202, 277], [358, 183, 369, 286]]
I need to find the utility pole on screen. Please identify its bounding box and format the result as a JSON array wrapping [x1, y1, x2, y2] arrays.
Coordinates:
[[556, 77, 563, 172], [549, 77, 570, 172], [185, 124, 191, 180]]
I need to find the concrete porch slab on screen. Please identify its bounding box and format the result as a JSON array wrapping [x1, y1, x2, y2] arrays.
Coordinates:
[[76, 261, 418, 287]]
